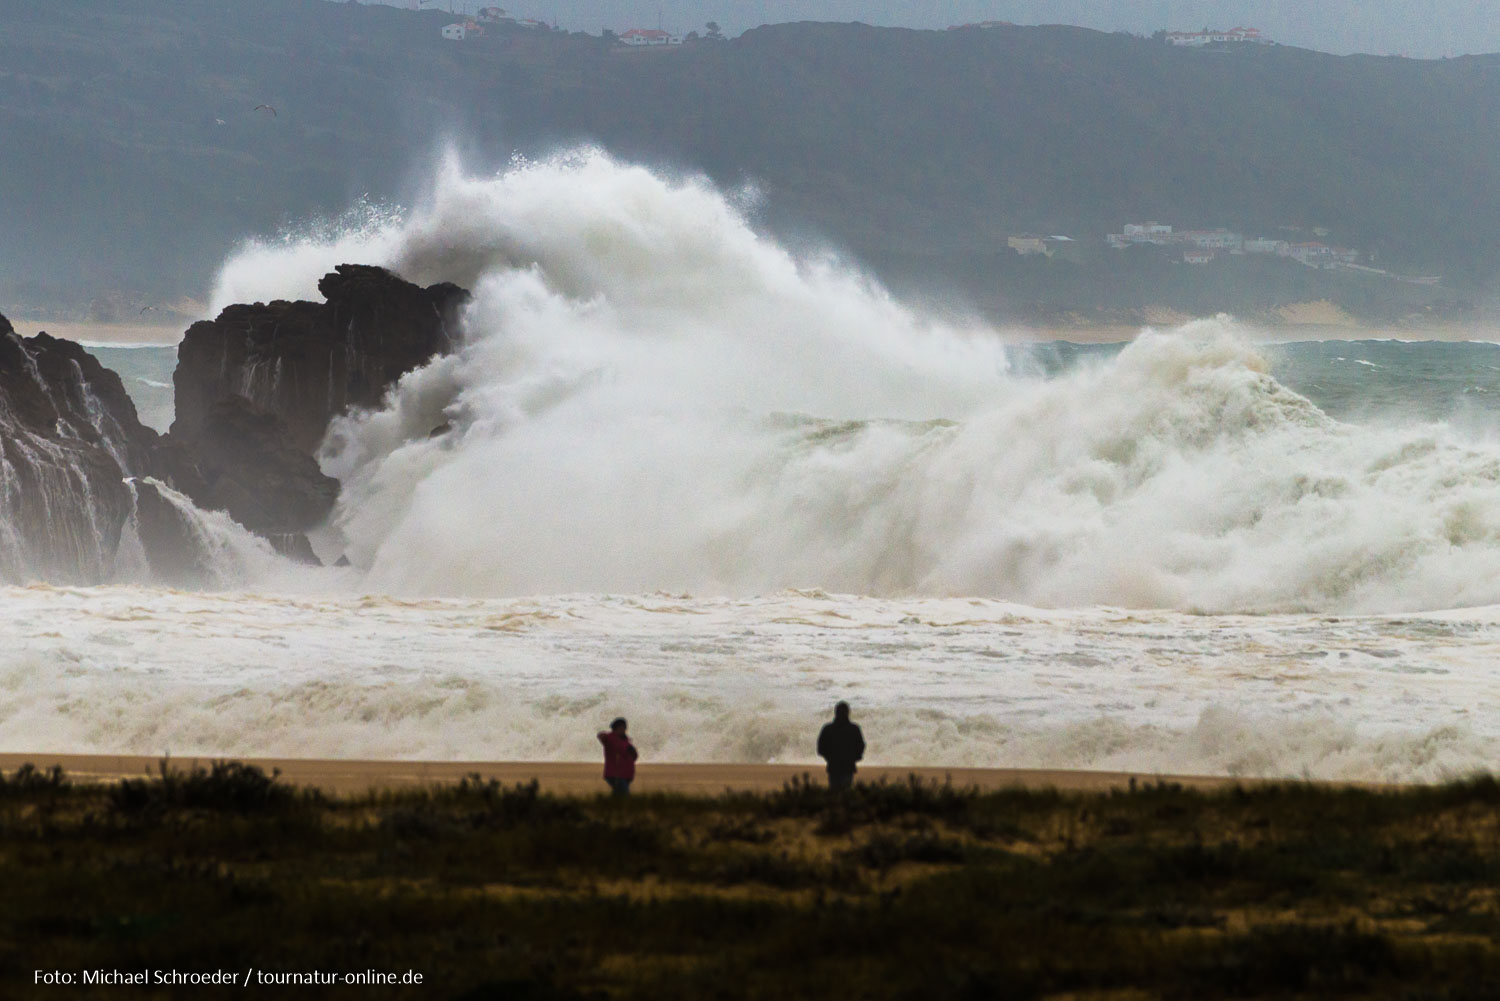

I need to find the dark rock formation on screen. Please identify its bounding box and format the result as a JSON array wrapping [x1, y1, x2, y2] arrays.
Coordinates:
[[184, 396, 338, 536], [171, 264, 468, 454], [160, 264, 466, 548], [1, 266, 466, 583], [0, 315, 173, 582]]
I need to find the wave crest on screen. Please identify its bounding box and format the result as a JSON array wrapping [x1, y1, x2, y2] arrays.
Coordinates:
[[210, 151, 1500, 613]]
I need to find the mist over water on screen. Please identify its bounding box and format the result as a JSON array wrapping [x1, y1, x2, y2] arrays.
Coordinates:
[[209, 150, 1500, 614]]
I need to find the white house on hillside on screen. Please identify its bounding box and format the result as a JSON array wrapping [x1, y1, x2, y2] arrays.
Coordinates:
[[1007, 235, 1048, 256], [1167, 26, 1267, 46], [441, 23, 466, 40], [1108, 222, 1173, 247], [1243, 237, 1288, 255], [620, 28, 682, 46], [1182, 229, 1243, 250]]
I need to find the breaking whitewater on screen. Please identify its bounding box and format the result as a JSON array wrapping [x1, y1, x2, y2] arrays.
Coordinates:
[[8, 151, 1500, 781]]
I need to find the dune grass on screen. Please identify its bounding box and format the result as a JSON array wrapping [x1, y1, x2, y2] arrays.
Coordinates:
[[4, 763, 1500, 998]]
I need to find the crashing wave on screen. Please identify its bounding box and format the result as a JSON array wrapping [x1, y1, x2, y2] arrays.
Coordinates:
[[202, 149, 1500, 613]]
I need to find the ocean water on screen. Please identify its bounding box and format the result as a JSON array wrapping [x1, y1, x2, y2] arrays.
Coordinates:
[[7, 149, 1500, 780], [87, 345, 176, 433]]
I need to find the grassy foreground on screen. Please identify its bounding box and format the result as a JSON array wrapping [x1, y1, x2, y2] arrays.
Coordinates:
[[4, 763, 1500, 999]]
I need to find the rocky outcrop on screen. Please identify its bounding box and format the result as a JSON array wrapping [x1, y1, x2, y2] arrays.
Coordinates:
[[0, 315, 171, 582], [182, 396, 338, 537], [0, 266, 468, 584], [171, 264, 468, 454], [160, 264, 466, 546]]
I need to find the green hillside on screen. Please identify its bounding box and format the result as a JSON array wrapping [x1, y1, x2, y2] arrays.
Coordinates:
[[3, 1, 1497, 322]]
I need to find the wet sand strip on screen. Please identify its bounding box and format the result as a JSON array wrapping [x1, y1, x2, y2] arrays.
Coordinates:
[[0, 752, 1271, 796]]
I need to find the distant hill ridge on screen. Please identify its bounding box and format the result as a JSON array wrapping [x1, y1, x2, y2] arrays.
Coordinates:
[[2, 1, 1497, 320]]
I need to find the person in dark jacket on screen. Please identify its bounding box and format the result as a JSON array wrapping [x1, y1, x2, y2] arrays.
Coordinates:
[[597, 717, 638, 796], [817, 702, 865, 792]]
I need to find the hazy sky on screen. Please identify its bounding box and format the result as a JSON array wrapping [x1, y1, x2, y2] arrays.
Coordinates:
[[387, 1, 1500, 57]]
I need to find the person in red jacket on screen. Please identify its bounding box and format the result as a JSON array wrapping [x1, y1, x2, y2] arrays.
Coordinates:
[[597, 716, 639, 796]]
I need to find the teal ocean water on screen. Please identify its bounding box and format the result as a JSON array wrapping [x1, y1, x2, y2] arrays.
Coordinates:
[[87, 345, 176, 433], [102, 337, 1500, 437], [1033, 338, 1500, 428]]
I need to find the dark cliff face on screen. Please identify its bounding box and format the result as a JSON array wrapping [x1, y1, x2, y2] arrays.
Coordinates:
[[0, 266, 469, 584], [165, 264, 467, 540], [172, 264, 469, 455], [183, 396, 339, 537], [0, 315, 157, 582]]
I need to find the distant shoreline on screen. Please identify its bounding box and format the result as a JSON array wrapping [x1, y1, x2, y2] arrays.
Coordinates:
[[18, 317, 1500, 350], [1018, 322, 1500, 344], [11, 318, 186, 347]]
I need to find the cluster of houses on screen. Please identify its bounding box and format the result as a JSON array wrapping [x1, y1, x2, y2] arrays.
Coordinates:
[[1165, 26, 1268, 46], [1106, 223, 1362, 268], [943, 22, 1268, 45], [1098, 222, 1440, 284], [618, 29, 683, 47], [439, 9, 688, 45], [1007, 235, 1078, 259], [440, 7, 550, 40]]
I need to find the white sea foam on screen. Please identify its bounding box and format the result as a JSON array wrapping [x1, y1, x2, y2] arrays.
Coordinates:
[[1, 585, 1496, 781]]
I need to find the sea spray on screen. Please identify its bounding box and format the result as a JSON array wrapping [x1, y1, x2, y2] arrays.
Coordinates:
[[121, 477, 304, 590], [205, 151, 1500, 611], [207, 196, 406, 313]]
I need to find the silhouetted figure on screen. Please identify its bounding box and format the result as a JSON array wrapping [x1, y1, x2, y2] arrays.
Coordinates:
[[817, 702, 865, 792], [597, 717, 638, 797]]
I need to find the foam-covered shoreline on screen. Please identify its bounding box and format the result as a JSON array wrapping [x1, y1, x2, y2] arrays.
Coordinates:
[[4, 584, 1497, 784]]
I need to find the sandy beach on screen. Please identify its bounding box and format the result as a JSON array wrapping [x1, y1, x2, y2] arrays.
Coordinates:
[[0, 753, 1247, 797], [9, 318, 186, 346]]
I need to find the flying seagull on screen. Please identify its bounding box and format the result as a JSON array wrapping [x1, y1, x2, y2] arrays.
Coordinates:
[[139, 305, 157, 314], [254, 104, 277, 117]]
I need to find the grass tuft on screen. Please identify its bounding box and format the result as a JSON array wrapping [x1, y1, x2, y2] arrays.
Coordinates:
[[108, 759, 309, 814]]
